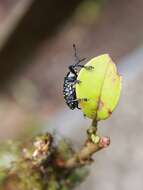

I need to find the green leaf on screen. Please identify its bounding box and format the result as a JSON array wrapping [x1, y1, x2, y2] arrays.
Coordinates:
[[76, 54, 122, 120]]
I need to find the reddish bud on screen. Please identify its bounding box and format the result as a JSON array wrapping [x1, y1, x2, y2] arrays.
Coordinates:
[[99, 136, 110, 148]]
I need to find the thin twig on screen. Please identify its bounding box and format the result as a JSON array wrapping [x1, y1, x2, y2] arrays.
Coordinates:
[[64, 131, 110, 169]]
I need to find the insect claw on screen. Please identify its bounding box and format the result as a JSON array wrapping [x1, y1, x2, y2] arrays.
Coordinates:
[[76, 80, 81, 84], [83, 98, 88, 102], [76, 65, 94, 70], [84, 66, 94, 70], [78, 98, 88, 102]]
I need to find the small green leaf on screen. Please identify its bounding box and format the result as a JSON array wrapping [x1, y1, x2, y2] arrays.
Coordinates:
[[76, 54, 122, 120]]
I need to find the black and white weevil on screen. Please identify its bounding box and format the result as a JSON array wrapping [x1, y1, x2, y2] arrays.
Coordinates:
[[63, 44, 93, 110]]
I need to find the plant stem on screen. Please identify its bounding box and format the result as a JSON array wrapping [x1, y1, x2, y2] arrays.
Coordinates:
[[64, 125, 110, 169]]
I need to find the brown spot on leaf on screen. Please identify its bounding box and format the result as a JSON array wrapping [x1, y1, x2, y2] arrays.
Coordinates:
[[108, 109, 112, 116]]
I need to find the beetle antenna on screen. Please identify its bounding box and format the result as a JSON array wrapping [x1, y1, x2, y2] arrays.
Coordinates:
[[73, 44, 80, 64], [73, 44, 86, 66]]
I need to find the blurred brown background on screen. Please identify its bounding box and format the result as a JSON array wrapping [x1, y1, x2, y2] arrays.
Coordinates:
[[0, 0, 143, 189]]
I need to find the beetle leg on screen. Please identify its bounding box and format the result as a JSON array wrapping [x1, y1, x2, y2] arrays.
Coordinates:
[[77, 65, 94, 70], [78, 98, 88, 102], [84, 66, 94, 70], [73, 80, 81, 88], [71, 98, 88, 102], [77, 106, 81, 110], [70, 98, 88, 109], [77, 99, 88, 110], [75, 79, 81, 84]]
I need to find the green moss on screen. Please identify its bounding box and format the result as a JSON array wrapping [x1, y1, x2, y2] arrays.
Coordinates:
[[0, 134, 89, 190]]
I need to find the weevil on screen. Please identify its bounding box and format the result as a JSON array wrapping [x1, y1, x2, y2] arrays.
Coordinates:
[[63, 44, 93, 110]]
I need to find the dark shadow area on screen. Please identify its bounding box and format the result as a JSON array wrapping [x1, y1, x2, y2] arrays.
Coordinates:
[[0, 0, 84, 86]]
